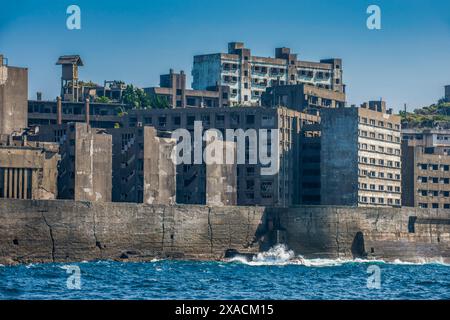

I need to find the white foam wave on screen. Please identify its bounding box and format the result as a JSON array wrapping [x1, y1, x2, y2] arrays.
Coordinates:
[[226, 245, 450, 267]]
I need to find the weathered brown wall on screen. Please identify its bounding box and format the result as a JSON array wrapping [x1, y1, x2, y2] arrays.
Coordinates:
[[0, 199, 449, 265]]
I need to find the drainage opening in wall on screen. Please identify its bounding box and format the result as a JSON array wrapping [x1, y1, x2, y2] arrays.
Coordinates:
[[351, 232, 367, 259]]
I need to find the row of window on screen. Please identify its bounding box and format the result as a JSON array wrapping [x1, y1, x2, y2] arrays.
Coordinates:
[[418, 177, 450, 184], [133, 113, 275, 128], [359, 143, 401, 155], [359, 196, 401, 205], [359, 183, 401, 193], [359, 157, 401, 168], [418, 190, 450, 197], [419, 203, 450, 209], [359, 117, 400, 131], [359, 169, 401, 180], [359, 130, 401, 143], [418, 163, 450, 171]]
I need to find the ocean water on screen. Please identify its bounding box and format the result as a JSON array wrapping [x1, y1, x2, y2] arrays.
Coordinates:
[[1, 246, 449, 300]]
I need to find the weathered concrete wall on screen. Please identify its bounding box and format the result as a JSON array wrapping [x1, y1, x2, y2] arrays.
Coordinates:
[[0, 65, 28, 135], [0, 199, 267, 265], [74, 123, 112, 202], [143, 127, 176, 205], [0, 144, 60, 200], [276, 206, 450, 263], [206, 139, 237, 206], [0, 199, 449, 265], [320, 107, 359, 206]]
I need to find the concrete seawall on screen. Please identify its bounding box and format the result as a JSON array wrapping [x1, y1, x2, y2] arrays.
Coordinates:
[[0, 199, 449, 265]]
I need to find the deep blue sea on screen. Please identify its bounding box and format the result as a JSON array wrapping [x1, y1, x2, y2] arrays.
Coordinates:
[[1, 246, 450, 300]]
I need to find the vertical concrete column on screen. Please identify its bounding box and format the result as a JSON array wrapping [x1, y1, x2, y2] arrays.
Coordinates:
[[205, 138, 237, 206], [143, 127, 176, 205], [18, 168, 23, 199], [57, 96, 62, 125], [8, 168, 13, 198], [23, 169, 28, 199], [85, 98, 90, 127], [2, 169, 7, 198]]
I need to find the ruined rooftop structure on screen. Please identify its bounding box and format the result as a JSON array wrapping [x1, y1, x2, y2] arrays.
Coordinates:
[[56, 55, 84, 102]]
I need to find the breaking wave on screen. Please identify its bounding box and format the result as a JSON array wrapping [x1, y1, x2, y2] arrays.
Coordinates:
[[226, 244, 450, 267]]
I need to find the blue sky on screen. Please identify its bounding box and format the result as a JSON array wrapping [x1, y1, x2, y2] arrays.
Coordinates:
[[1, 0, 449, 111]]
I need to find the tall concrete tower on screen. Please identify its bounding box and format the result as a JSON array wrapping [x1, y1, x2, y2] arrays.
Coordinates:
[[56, 55, 83, 102], [0, 54, 28, 135]]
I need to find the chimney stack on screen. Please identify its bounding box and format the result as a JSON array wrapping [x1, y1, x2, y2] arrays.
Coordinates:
[[85, 97, 90, 127], [57, 96, 62, 125]]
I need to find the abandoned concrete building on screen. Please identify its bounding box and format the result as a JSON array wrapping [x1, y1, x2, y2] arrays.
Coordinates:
[[0, 135, 60, 200], [192, 42, 344, 106], [0, 55, 60, 200], [297, 122, 321, 205], [123, 106, 319, 206], [261, 83, 346, 114], [144, 69, 231, 108], [28, 98, 123, 128], [320, 102, 402, 207], [33, 122, 113, 202], [402, 128, 450, 209]]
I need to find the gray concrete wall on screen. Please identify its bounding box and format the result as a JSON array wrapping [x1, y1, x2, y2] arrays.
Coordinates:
[[277, 206, 450, 263], [206, 140, 237, 206], [0, 199, 449, 265], [143, 127, 176, 205], [0, 199, 267, 265], [0, 66, 28, 135], [74, 123, 112, 202], [320, 108, 359, 205]]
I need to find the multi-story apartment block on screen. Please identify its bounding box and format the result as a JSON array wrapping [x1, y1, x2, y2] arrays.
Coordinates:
[[321, 102, 402, 207], [144, 69, 231, 108], [123, 106, 319, 207], [192, 42, 344, 106], [402, 129, 450, 209]]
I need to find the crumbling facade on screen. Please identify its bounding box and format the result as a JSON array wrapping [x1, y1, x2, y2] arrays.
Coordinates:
[[192, 42, 344, 106], [0, 135, 59, 200], [124, 106, 319, 206], [49, 122, 113, 202], [143, 127, 177, 205], [321, 102, 402, 207], [205, 139, 237, 206], [261, 83, 345, 114], [28, 99, 124, 128], [402, 129, 450, 209]]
